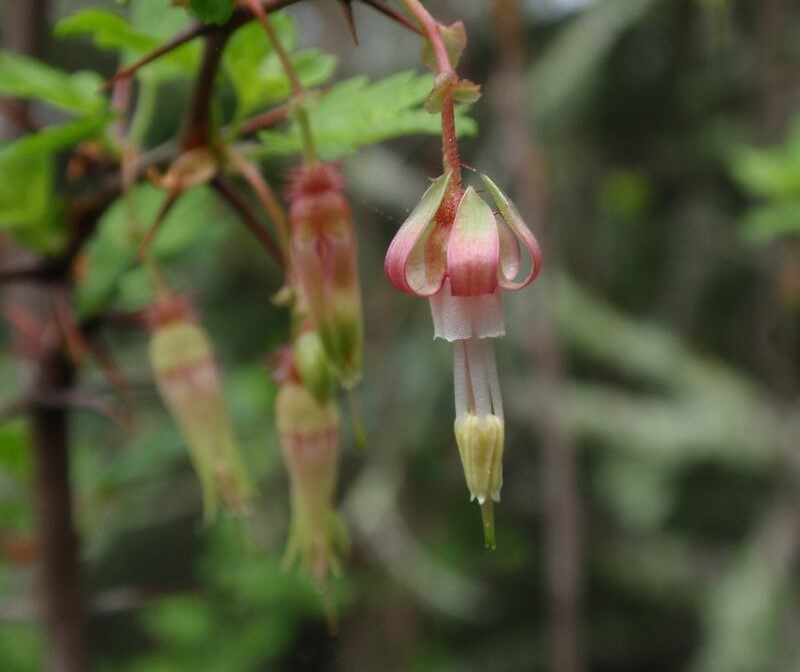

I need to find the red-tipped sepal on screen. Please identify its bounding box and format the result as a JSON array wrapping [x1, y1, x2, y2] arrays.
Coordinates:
[[384, 172, 452, 296], [480, 174, 542, 290]]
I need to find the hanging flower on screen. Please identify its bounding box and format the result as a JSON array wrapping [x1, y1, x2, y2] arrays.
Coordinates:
[[273, 349, 348, 605], [384, 173, 541, 548], [148, 297, 252, 521], [286, 163, 363, 388]]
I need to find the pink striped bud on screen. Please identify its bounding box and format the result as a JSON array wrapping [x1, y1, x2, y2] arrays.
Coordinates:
[[148, 301, 252, 520], [275, 379, 348, 590], [287, 163, 363, 388]]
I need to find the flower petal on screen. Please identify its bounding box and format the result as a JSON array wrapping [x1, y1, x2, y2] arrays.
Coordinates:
[[447, 187, 500, 297], [481, 174, 542, 290], [384, 172, 451, 296]]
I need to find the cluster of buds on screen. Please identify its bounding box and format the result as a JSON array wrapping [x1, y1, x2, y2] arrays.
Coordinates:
[[268, 162, 364, 601], [286, 163, 363, 389], [147, 296, 252, 521], [385, 172, 541, 548]]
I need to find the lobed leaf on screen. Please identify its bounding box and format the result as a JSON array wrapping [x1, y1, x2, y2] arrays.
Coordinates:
[[55, 9, 199, 78], [256, 71, 477, 161], [0, 51, 105, 116]]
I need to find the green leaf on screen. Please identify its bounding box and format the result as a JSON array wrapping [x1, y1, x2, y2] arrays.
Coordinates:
[[0, 51, 105, 116], [74, 184, 231, 317], [0, 117, 110, 162], [741, 202, 800, 242], [55, 9, 199, 79], [189, 0, 234, 25], [730, 147, 800, 201], [0, 151, 53, 231], [224, 17, 336, 120], [256, 71, 477, 161]]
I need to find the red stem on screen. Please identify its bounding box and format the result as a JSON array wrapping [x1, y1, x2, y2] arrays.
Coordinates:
[[398, 0, 462, 186]]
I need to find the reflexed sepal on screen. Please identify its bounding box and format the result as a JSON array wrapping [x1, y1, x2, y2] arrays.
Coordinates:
[[384, 172, 452, 296], [480, 174, 543, 290]]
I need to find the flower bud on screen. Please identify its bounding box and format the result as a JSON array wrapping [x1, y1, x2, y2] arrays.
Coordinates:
[[149, 310, 251, 520], [293, 329, 336, 404], [287, 163, 363, 388], [455, 412, 504, 550], [454, 413, 504, 507], [275, 381, 348, 589]]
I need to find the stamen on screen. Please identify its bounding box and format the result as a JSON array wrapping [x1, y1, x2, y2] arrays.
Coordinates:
[[465, 338, 491, 417], [481, 339, 504, 421], [453, 340, 468, 416]]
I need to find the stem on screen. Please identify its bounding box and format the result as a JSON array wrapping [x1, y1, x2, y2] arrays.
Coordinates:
[[32, 349, 88, 672], [397, 0, 461, 184], [244, 0, 318, 164], [129, 77, 158, 146], [182, 31, 229, 151], [398, 0, 451, 73], [226, 152, 291, 263], [212, 175, 285, 266]]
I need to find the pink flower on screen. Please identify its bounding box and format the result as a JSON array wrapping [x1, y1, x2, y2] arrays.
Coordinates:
[[272, 349, 348, 606], [286, 163, 363, 389], [384, 172, 541, 548]]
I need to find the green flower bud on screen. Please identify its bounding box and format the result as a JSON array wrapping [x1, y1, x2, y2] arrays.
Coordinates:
[[454, 412, 504, 549], [150, 317, 252, 521], [276, 382, 349, 591], [293, 330, 336, 404]]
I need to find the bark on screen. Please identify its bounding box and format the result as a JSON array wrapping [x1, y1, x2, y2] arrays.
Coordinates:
[[2, 2, 89, 670]]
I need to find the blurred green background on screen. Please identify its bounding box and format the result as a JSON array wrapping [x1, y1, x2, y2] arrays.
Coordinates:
[[1, 0, 799, 670]]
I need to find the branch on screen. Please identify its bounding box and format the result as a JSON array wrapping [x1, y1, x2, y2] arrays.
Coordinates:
[[102, 0, 305, 91], [182, 31, 229, 150], [211, 174, 284, 266], [235, 103, 289, 137]]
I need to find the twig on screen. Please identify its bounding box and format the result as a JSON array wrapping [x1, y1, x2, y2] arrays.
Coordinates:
[[235, 103, 289, 137], [212, 174, 284, 266], [182, 31, 229, 150], [102, 0, 305, 91]]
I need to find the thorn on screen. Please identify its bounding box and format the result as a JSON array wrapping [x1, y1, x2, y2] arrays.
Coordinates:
[[355, 0, 422, 36], [336, 0, 359, 44]]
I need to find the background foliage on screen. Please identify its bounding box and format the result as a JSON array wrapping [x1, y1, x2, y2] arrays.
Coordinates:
[[0, 0, 799, 670]]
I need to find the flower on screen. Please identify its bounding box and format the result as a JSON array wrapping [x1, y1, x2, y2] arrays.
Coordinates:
[[148, 297, 252, 521], [384, 172, 541, 547], [273, 351, 348, 610], [286, 163, 363, 388]]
